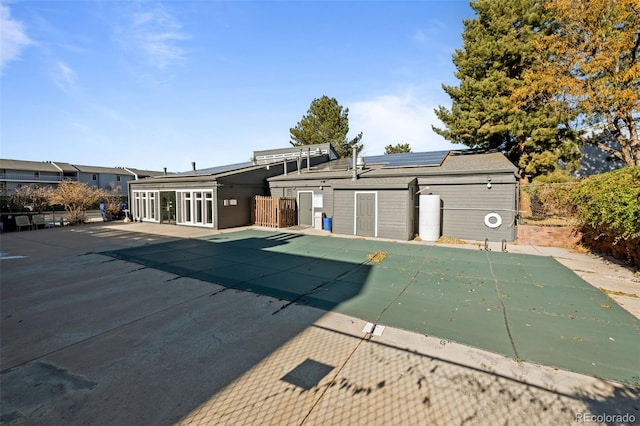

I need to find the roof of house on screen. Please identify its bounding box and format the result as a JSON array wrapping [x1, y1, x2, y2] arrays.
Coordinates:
[[0, 159, 63, 173], [71, 165, 129, 174], [268, 150, 518, 182], [52, 162, 78, 172], [129, 162, 267, 184], [174, 161, 256, 177], [0, 158, 166, 176], [129, 144, 338, 184], [253, 143, 338, 164], [126, 168, 170, 178]]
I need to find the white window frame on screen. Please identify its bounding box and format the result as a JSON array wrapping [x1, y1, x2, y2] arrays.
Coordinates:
[[132, 190, 160, 222], [176, 189, 214, 227]]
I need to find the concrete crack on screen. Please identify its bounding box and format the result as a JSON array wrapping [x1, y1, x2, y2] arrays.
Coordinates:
[[485, 251, 520, 361]]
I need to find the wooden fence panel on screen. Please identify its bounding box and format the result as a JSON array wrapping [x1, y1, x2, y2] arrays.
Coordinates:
[[253, 196, 297, 228], [277, 197, 296, 228]]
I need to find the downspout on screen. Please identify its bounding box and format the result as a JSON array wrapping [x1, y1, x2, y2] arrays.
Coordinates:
[[307, 147, 311, 171], [122, 167, 138, 221], [51, 161, 64, 182], [49, 162, 65, 223], [123, 167, 138, 180]]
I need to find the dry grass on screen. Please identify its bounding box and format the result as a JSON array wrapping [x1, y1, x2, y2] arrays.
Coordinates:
[[571, 244, 591, 254], [522, 217, 580, 227], [436, 236, 467, 245], [513, 240, 591, 253], [413, 235, 467, 245], [547, 243, 592, 252], [367, 251, 388, 263], [599, 287, 639, 299]]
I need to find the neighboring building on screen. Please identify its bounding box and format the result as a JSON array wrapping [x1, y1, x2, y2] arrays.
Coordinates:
[[0, 160, 73, 196], [2, 147, 520, 242], [268, 149, 520, 242], [70, 164, 165, 191], [0, 158, 166, 197], [127, 144, 337, 229]]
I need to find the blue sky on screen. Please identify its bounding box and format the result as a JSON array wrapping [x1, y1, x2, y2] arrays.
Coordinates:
[[1, 0, 475, 172]]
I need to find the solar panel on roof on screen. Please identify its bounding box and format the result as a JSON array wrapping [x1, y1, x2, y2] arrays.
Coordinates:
[[360, 154, 388, 164], [383, 151, 449, 168], [360, 150, 449, 169]]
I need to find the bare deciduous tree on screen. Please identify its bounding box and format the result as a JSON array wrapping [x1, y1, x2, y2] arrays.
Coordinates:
[[103, 183, 123, 219], [48, 181, 103, 224], [9, 185, 52, 214]]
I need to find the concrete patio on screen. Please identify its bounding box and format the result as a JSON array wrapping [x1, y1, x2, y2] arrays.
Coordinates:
[[1, 222, 638, 425]]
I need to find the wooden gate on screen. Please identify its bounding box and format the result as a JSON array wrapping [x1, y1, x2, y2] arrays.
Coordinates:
[[252, 196, 297, 228]]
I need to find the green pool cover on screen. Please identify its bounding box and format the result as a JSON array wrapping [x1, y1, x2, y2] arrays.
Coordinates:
[[103, 229, 640, 385]]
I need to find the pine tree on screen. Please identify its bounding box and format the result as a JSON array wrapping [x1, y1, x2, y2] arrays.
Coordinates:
[[384, 143, 412, 154], [290, 96, 363, 158], [433, 0, 581, 181]]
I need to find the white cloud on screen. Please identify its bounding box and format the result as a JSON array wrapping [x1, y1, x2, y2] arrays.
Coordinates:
[[413, 30, 426, 43], [349, 92, 456, 157], [412, 19, 449, 47], [52, 60, 77, 93], [0, 4, 32, 72], [116, 3, 190, 69]]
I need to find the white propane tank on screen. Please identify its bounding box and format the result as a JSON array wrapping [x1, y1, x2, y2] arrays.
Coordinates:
[[419, 194, 441, 242]]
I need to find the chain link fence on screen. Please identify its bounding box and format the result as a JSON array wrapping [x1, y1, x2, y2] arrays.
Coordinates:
[[521, 182, 580, 226]]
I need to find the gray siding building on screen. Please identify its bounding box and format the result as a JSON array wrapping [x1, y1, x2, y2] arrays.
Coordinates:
[[0, 158, 165, 197], [0, 160, 75, 195], [2, 147, 518, 242], [268, 150, 519, 242], [127, 144, 337, 230]]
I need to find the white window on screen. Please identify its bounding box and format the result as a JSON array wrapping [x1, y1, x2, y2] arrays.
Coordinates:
[[149, 192, 156, 219], [205, 193, 213, 224], [184, 192, 191, 222], [132, 190, 160, 222], [141, 192, 147, 218], [195, 192, 203, 223], [176, 190, 214, 227], [133, 192, 141, 221]]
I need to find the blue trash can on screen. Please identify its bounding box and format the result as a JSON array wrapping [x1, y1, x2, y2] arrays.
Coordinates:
[[323, 216, 332, 232]]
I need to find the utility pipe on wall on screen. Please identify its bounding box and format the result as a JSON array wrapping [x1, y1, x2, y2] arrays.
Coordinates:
[[352, 146, 357, 181]]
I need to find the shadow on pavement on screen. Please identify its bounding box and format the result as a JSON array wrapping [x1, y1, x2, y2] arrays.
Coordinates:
[[1, 225, 638, 425], [0, 227, 373, 425]]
